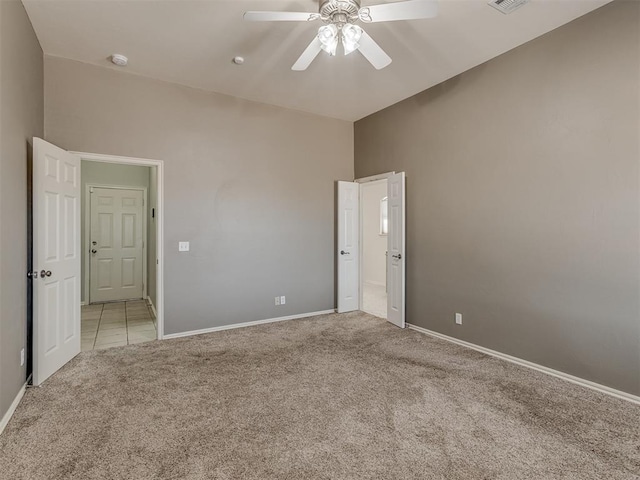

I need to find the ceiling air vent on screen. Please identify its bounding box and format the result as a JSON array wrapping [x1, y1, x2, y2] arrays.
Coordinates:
[[488, 0, 530, 14]]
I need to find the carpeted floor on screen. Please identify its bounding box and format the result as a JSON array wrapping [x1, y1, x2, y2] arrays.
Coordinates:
[[1, 312, 638, 479]]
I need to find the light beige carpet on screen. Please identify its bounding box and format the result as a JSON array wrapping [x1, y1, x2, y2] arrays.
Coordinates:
[[1, 312, 638, 479]]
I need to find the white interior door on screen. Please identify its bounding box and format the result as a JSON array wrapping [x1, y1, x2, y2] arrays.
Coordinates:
[[387, 172, 406, 328], [33, 138, 81, 386], [90, 187, 144, 303], [337, 181, 360, 313]]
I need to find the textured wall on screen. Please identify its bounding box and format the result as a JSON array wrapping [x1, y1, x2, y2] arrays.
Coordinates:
[[0, 1, 43, 420], [45, 56, 354, 335], [355, 1, 640, 395]]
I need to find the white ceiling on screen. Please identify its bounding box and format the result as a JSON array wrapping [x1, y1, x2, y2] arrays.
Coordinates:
[[23, 0, 612, 121]]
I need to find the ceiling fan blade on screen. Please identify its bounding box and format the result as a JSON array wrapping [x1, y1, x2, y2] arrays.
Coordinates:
[[292, 37, 323, 71], [357, 30, 392, 70], [359, 0, 438, 23], [244, 11, 319, 22]]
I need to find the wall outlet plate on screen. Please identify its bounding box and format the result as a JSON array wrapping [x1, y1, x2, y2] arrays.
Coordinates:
[[280, 296, 286, 305], [178, 241, 190, 252], [455, 313, 463, 325], [275, 296, 280, 306]]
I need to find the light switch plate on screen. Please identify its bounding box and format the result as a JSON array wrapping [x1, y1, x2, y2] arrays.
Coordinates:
[[178, 241, 190, 252]]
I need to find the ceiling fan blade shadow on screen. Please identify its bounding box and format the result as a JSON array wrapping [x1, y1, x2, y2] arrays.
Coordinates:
[[357, 30, 392, 70], [360, 0, 438, 23], [244, 11, 320, 22], [292, 37, 323, 71]]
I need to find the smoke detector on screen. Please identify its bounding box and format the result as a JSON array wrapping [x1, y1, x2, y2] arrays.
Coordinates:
[[110, 54, 128, 66], [488, 0, 530, 14]]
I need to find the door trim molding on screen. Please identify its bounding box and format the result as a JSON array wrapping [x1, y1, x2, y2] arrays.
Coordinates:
[[72, 151, 165, 340], [407, 323, 640, 405], [163, 310, 336, 340], [355, 172, 395, 184], [84, 184, 148, 305]]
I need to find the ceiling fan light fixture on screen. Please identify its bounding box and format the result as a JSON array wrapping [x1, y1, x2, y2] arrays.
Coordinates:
[[318, 24, 339, 56], [342, 24, 362, 55]]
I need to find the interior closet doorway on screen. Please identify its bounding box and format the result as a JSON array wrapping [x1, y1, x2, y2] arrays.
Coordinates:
[[360, 179, 388, 319]]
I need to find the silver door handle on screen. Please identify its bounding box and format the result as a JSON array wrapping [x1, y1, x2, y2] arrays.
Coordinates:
[[27, 271, 38, 279], [40, 270, 52, 278], [392, 254, 402, 260], [340, 250, 350, 255]]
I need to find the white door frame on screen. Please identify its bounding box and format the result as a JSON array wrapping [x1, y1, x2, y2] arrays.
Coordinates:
[[73, 151, 165, 340], [84, 184, 148, 304], [355, 172, 396, 313]]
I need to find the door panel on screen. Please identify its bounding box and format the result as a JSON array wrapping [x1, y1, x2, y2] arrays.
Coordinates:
[[33, 138, 81, 385], [387, 172, 406, 328], [90, 187, 144, 303], [337, 181, 360, 313]]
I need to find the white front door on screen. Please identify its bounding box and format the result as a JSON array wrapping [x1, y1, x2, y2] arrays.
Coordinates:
[[387, 172, 406, 328], [33, 138, 81, 386], [90, 187, 144, 303], [337, 181, 360, 313]]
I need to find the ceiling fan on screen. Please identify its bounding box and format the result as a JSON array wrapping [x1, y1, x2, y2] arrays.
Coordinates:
[[244, 0, 438, 71]]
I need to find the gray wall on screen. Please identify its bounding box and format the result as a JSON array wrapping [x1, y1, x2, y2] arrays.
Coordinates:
[[45, 56, 354, 335], [0, 1, 43, 420], [80, 160, 151, 304], [354, 0, 640, 395]]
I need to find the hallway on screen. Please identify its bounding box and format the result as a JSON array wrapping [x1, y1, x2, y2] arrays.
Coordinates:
[[81, 300, 157, 351]]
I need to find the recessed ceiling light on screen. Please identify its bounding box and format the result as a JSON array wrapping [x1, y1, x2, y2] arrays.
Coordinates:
[[232, 56, 245, 65], [111, 54, 128, 66]]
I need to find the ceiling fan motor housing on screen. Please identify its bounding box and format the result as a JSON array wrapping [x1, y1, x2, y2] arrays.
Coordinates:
[[320, 0, 361, 24]]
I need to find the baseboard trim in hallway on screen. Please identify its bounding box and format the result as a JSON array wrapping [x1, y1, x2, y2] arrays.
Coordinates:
[[407, 323, 640, 405], [0, 383, 26, 435], [163, 309, 337, 340]]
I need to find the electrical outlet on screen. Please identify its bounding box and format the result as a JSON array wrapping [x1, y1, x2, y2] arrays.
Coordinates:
[[178, 241, 190, 252], [455, 313, 463, 325], [280, 296, 286, 305], [275, 296, 280, 306], [20, 348, 25, 366]]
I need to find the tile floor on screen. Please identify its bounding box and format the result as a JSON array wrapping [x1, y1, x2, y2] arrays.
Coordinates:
[[362, 282, 387, 319], [81, 300, 157, 351]]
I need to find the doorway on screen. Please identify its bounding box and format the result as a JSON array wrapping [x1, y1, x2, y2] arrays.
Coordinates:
[[31, 138, 164, 385], [337, 172, 405, 328], [360, 179, 388, 319]]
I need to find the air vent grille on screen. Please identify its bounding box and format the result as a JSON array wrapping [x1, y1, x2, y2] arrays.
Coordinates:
[[488, 0, 530, 14]]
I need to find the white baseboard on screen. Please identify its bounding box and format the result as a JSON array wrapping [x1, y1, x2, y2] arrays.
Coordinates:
[[163, 309, 336, 340], [146, 296, 157, 318], [407, 323, 640, 405], [0, 383, 26, 435], [364, 280, 385, 287]]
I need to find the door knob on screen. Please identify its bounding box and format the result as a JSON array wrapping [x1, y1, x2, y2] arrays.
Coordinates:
[[340, 250, 350, 255], [91, 249, 97, 254], [27, 271, 38, 279], [40, 270, 52, 278], [392, 254, 402, 260]]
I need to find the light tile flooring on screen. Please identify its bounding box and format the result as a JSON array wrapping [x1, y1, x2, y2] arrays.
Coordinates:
[[362, 282, 387, 319], [81, 300, 157, 351]]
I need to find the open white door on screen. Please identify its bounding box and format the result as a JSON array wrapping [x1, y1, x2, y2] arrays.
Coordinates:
[[33, 138, 81, 385], [337, 181, 360, 313], [387, 172, 406, 328]]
